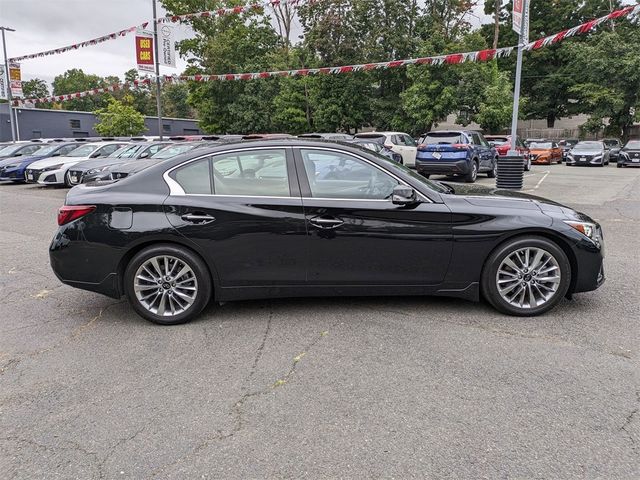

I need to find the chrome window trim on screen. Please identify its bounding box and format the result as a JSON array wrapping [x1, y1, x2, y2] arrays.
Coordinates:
[[163, 145, 432, 203], [163, 146, 290, 196], [298, 146, 432, 203]]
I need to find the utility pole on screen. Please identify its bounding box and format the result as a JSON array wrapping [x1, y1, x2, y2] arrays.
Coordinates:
[[508, 1, 528, 154], [1, 26, 17, 143], [152, 0, 164, 140]]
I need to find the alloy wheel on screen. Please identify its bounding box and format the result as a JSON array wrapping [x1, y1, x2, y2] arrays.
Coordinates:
[[495, 247, 561, 309], [133, 255, 198, 316]]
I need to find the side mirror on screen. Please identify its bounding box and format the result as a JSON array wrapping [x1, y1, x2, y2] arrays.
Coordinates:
[[90, 152, 101, 158], [139, 151, 150, 159], [392, 185, 418, 206], [52, 153, 60, 157]]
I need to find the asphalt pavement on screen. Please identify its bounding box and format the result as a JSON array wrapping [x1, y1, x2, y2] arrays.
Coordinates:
[[1, 163, 639, 479]]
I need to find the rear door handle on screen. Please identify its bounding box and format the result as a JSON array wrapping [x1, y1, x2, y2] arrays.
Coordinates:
[[181, 213, 216, 224], [309, 216, 344, 229]]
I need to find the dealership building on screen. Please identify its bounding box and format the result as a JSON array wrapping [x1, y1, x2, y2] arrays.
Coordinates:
[[0, 103, 202, 141]]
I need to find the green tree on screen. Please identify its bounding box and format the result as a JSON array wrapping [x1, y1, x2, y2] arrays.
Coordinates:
[[52, 68, 112, 111], [22, 78, 49, 100], [162, 83, 194, 119], [568, 25, 640, 140], [474, 62, 515, 133], [94, 96, 147, 136]]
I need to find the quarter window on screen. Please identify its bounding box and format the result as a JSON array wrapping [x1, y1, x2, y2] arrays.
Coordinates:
[[174, 158, 212, 194], [212, 149, 289, 197], [300, 149, 398, 200]]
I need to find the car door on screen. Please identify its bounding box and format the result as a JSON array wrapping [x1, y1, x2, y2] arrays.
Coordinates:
[[164, 147, 308, 289], [294, 147, 452, 286], [471, 133, 491, 170]]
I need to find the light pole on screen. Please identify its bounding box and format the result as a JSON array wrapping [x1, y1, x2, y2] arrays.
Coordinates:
[[152, 0, 164, 140], [1, 26, 17, 142]]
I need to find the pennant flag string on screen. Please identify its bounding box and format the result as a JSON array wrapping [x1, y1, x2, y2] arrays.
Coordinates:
[[8, 0, 309, 62], [11, 4, 640, 106]]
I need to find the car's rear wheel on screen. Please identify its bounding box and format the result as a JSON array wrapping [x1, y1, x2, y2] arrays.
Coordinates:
[[64, 170, 73, 187], [464, 160, 478, 183], [487, 158, 497, 178], [481, 236, 571, 316], [124, 244, 212, 325]]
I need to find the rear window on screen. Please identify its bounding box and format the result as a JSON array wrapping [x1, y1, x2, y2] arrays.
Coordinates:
[[487, 137, 509, 144], [423, 133, 466, 144]]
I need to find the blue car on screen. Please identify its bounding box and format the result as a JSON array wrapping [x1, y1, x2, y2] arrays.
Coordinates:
[[0, 142, 82, 182], [415, 130, 498, 183]]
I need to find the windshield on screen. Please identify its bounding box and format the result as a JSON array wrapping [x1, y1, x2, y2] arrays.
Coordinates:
[[603, 139, 619, 147], [151, 144, 199, 159], [529, 142, 553, 149], [116, 145, 143, 158], [624, 140, 640, 149], [0, 144, 41, 156], [31, 145, 60, 156], [423, 132, 466, 144], [67, 144, 99, 157], [573, 142, 603, 151]]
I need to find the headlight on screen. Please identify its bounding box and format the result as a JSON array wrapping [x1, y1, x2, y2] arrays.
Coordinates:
[[42, 164, 63, 171], [564, 220, 597, 240]]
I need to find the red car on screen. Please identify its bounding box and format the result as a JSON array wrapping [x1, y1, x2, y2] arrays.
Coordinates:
[[485, 135, 531, 171]]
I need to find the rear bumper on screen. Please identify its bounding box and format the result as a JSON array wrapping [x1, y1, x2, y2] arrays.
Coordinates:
[[415, 159, 471, 175]]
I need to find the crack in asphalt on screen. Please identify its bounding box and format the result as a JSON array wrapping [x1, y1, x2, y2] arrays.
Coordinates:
[[620, 390, 640, 456], [97, 426, 147, 480], [150, 313, 340, 478], [0, 300, 125, 378], [362, 304, 635, 362], [0, 435, 100, 479]]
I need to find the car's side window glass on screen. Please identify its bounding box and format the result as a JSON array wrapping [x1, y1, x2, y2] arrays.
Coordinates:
[[148, 145, 165, 155], [479, 135, 490, 147], [23, 146, 39, 155], [403, 135, 416, 147], [174, 158, 212, 194], [300, 149, 398, 200], [391, 135, 401, 145], [471, 133, 482, 145], [212, 149, 290, 197]]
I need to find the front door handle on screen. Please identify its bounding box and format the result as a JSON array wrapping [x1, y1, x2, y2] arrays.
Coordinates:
[[309, 216, 344, 229], [181, 213, 216, 224]]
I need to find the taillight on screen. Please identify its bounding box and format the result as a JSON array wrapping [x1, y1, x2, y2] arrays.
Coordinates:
[[57, 205, 96, 226], [451, 143, 470, 150]]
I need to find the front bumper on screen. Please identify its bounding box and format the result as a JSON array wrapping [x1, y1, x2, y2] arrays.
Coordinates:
[[0, 166, 26, 181], [25, 167, 66, 185], [415, 158, 471, 176], [566, 155, 604, 166], [618, 154, 640, 167]]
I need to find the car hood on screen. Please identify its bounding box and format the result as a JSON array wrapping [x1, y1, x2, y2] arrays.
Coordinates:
[[108, 158, 163, 174], [529, 148, 553, 155], [0, 153, 52, 167], [570, 149, 603, 155], [72, 157, 129, 171], [28, 155, 89, 169], [443, 183, 582, 219]]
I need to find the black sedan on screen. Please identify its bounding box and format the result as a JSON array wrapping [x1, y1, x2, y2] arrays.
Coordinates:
[[50, 140, 605, 325], [617, 139, 640, 167]]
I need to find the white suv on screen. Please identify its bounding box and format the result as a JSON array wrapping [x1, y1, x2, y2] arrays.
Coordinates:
[[354, 132, 417, 167]]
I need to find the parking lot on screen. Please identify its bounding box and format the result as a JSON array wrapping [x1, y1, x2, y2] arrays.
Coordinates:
[[1, 164, 639, 478]]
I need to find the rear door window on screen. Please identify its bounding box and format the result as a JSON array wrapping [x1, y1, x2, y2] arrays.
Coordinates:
[[212, 149, 290, 197]]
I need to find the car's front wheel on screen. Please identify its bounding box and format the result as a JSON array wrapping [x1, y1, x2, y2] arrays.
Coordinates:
[[124, 244, 212, 325], [481, 236, 571, 316]]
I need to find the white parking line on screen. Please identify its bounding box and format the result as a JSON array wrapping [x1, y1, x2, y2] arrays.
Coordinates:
[[527, 170, 550, 192]]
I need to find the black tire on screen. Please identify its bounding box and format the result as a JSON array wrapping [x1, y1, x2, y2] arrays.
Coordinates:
[[124, 244, 212, 325], [64, 170, 72, 187], [481, 236, 571, 317], [464, 160, 478, 183], [617, 163, 623, 168], [525, 157, 532, 171], [487, 158, 497, 178]]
